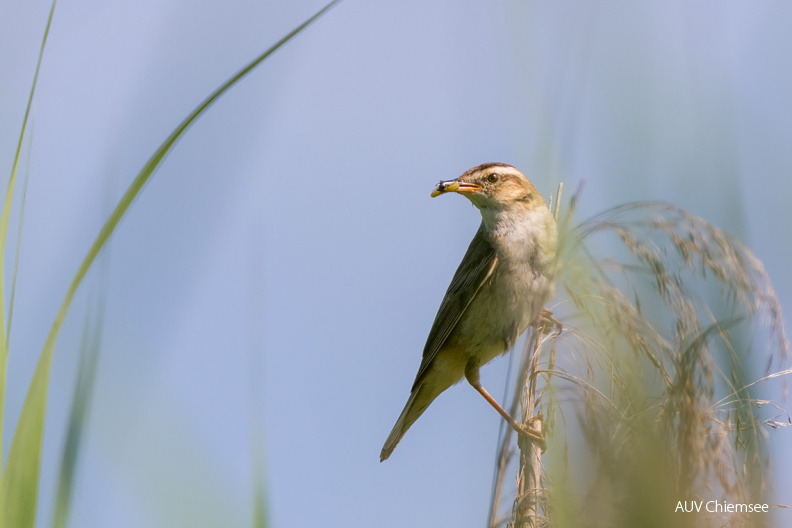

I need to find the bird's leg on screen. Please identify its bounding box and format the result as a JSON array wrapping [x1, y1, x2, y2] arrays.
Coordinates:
[[535, 308, 562, 336], [464, 364, 547, 451]]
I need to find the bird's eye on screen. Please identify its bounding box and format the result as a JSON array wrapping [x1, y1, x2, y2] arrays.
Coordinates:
[[487, 173, 499, 183]]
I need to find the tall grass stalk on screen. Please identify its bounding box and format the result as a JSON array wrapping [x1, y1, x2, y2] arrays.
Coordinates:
[[2, 2, 342, 526]]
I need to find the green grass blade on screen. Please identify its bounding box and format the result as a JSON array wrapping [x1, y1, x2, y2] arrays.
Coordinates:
[[7, 118, 35, 352], [252, 470, 268, 528], [2, 3, 340, 527], [52, 294, 105, 528], [0, 0, 57, 475]]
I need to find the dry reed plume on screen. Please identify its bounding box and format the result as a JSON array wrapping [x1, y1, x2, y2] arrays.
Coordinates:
[[488, 195, 790, 528]]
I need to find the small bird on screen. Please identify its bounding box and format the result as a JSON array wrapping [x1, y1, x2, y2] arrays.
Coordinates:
[[380, 162, 557, 462]]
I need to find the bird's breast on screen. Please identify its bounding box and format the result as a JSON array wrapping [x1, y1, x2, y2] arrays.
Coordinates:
[[452, 207, 557, 366], [454, 253, 555, 366]]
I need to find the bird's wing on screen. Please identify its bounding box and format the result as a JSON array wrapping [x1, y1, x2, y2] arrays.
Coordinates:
[[412, 224, 497, 389]]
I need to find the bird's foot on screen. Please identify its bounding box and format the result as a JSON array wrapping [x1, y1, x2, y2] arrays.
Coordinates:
[[536, 308, 562, 336], [512, 419, 547, 452]]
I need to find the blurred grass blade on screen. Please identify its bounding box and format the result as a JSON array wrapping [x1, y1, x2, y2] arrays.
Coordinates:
[[1, 114, 34, 522], [52, 293, 105, 528], [247, 243, 269, 528], [7, 117, 35, 352], [1, 2, 340, 527], [0, 0, 57, 472], [252, 468, 268, 528]]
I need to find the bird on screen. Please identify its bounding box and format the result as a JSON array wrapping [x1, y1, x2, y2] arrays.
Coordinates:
[[380, 162, 558, 462]]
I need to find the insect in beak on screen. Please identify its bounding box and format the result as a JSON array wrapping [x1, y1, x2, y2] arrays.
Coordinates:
[[431, 180, 482, 198]]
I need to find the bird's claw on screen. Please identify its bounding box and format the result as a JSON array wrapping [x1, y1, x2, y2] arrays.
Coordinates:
[[514, 419, 547, 452], [536, 308, 562, 336]]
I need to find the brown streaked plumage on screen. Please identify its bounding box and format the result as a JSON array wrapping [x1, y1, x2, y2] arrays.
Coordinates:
[[380, 163, 557, 461]]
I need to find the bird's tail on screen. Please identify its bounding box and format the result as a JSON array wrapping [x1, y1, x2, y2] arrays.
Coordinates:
[[380, 383, 433, 461]]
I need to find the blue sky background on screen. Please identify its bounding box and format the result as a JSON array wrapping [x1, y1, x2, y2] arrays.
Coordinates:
[[1, 1, 791, 527]]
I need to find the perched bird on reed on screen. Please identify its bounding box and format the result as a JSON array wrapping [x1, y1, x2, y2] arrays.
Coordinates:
[[380, 162, 557, 462]]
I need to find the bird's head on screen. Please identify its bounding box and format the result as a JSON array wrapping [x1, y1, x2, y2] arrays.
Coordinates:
[[431, 163, 546, 213]]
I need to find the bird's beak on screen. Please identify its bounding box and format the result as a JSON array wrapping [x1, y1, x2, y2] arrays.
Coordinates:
[[431, 179, 483, 198]]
